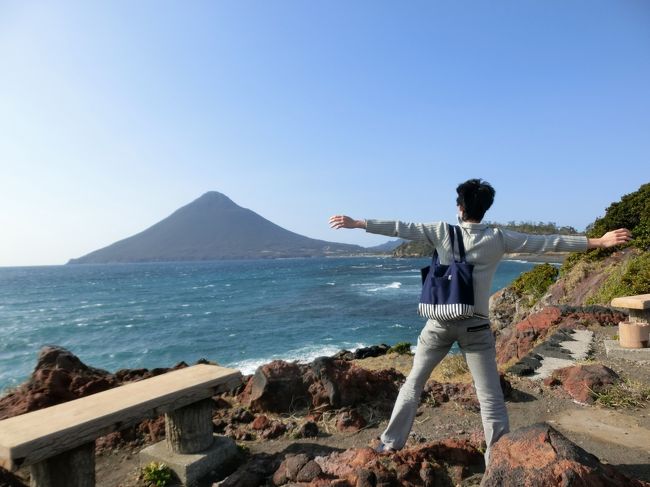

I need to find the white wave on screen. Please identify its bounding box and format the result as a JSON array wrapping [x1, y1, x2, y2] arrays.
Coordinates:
[[326, 282, 336, 286], [76, 323, 88, 327], [181, 304, 190, 307], [391, 324, 405, 328], [228, 342, 370, 375], [125, 324, 133, 328], [368, 282, 402, 292]]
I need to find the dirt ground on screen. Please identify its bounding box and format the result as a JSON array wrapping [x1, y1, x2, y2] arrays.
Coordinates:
[[11, 326, 649, 486]]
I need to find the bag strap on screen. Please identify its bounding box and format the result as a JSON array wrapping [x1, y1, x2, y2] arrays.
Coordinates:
[[431, 224, 466, 264], [453, 225, 467, 263]]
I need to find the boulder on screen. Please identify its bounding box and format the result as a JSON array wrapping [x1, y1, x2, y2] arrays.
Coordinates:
[[298, 420, 319, 438], [309, 356, 402, 410], [482, 423, 650, 487], [244, 361, 311, 413], [240, 357, 403, 414], [543, 364, 619, 404], [335, 408, 367, 432]]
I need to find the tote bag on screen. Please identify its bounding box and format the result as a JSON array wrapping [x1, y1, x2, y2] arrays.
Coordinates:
[[418, 224, 475, 321]]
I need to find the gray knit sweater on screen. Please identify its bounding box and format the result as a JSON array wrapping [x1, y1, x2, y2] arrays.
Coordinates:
[[365, 219, 588, 318]]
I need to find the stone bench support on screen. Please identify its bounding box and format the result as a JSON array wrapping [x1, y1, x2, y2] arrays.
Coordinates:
[[611, 294, 650, 349], [0, 365, 242, 487]]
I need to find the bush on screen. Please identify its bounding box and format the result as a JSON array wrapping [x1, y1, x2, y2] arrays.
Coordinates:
[[510, 263, 559, 303], [588, 182, 650, 251], [141, 462, 173, 487], [388, 342, 412, 355]]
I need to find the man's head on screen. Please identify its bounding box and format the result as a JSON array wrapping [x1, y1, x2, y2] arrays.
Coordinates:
[[456, 179, 495, 222]]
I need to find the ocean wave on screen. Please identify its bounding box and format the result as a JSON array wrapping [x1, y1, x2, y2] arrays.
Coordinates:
[[367, 282, 402, 292], [228, 342, 369, 375], [391, 324, 405, 328]]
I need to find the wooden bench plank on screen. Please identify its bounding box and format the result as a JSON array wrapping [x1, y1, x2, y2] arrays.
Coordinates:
[[611, 294, 650, 310], [0, 364, 242, 470]]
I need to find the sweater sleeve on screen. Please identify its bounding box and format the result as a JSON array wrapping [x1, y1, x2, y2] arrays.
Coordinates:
[[501, 230, 588, 254], [365, 219, 447, 246]]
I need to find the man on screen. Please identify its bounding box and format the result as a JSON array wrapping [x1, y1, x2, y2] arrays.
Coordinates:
[[329, 178, 631, 463]]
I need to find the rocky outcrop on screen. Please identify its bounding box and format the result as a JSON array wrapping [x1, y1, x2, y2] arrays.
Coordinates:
[[0, 346, 186, 420], [0, 346, 192, 455], [331, 344, 390, 361], [543, 364, 620, 404], [482, 423, 650, 487], [219, 438, 485, 487], [495, 306, 625, 367], [422, 375, 512, 412], [239, 357, 404, 414]]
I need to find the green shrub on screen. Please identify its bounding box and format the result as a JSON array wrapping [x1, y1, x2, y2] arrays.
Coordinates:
[[388, 342, 412, 355], [588, 182, 650, 251], [561, 183, 650, 273], [141, 462, 173, 487], [510, 263, 559, 303]]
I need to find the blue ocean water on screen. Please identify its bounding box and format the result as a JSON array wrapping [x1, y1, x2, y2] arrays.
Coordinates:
[[0, 257, 536, 392]]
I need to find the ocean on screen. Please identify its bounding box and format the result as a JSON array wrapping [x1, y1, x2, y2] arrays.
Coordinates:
[[0, 257, 537, 392]]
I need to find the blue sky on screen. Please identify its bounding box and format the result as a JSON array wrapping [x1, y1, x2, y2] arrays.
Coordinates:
[[1, 1, 649, 266]]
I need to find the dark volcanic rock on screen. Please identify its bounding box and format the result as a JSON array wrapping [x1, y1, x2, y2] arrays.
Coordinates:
[[243, 361, 311, 413], [482, 423, 650, 487], [298, 420, 319, 438]]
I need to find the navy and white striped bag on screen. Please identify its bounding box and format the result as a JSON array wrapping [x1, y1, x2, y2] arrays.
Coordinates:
[[418, 224, 475, 321]]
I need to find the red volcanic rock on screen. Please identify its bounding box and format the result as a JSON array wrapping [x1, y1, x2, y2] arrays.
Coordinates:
[[308, 356, 403, 410], [483, 423, 650, 487], [260, 420, 286, 440], [422, 380, 479, 411], [496, 307, 563, 365], [544, 364, 619, 404], [0, 346, 119, 420], [251, 414, 271, 430], [495, 306, 627, 367], [240, 357, 403, 414], [336, 408, 367, 432]]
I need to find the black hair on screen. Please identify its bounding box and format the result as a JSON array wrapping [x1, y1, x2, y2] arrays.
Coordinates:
[[456, 179, 495, 222]]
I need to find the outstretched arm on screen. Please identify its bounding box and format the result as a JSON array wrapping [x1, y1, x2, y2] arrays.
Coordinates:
[[587, 228, 632, 249], [329, 215, 367, 230]]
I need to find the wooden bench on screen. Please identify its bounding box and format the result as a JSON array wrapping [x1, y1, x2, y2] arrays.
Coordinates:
[[0, 364, 242, 487]]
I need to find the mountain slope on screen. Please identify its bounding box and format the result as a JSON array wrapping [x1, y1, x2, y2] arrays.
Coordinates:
[[68, 192, 364, 263]]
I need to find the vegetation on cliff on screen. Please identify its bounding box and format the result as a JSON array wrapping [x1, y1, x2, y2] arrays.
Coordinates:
[[510, 263, 559, 307], [562, 183, 650, 272], [557, 183, 650, 304]]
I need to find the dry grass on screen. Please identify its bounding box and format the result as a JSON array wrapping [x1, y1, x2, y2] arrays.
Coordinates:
[[354, 352, 473, 384], [591, 379, 650, 409]]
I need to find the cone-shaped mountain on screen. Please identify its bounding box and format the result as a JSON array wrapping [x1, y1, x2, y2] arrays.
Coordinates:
[[68, 192, 363, 263]]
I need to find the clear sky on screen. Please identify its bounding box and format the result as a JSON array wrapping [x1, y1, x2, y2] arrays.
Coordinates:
[[1, 1, 649, 266]]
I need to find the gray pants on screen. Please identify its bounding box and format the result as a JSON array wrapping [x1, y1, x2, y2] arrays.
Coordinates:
[[380, 317, 509, 461]]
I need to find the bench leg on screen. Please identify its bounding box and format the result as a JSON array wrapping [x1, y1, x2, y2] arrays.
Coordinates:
[[30, 442, 95, 487], [165, 398, 214, 454]]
